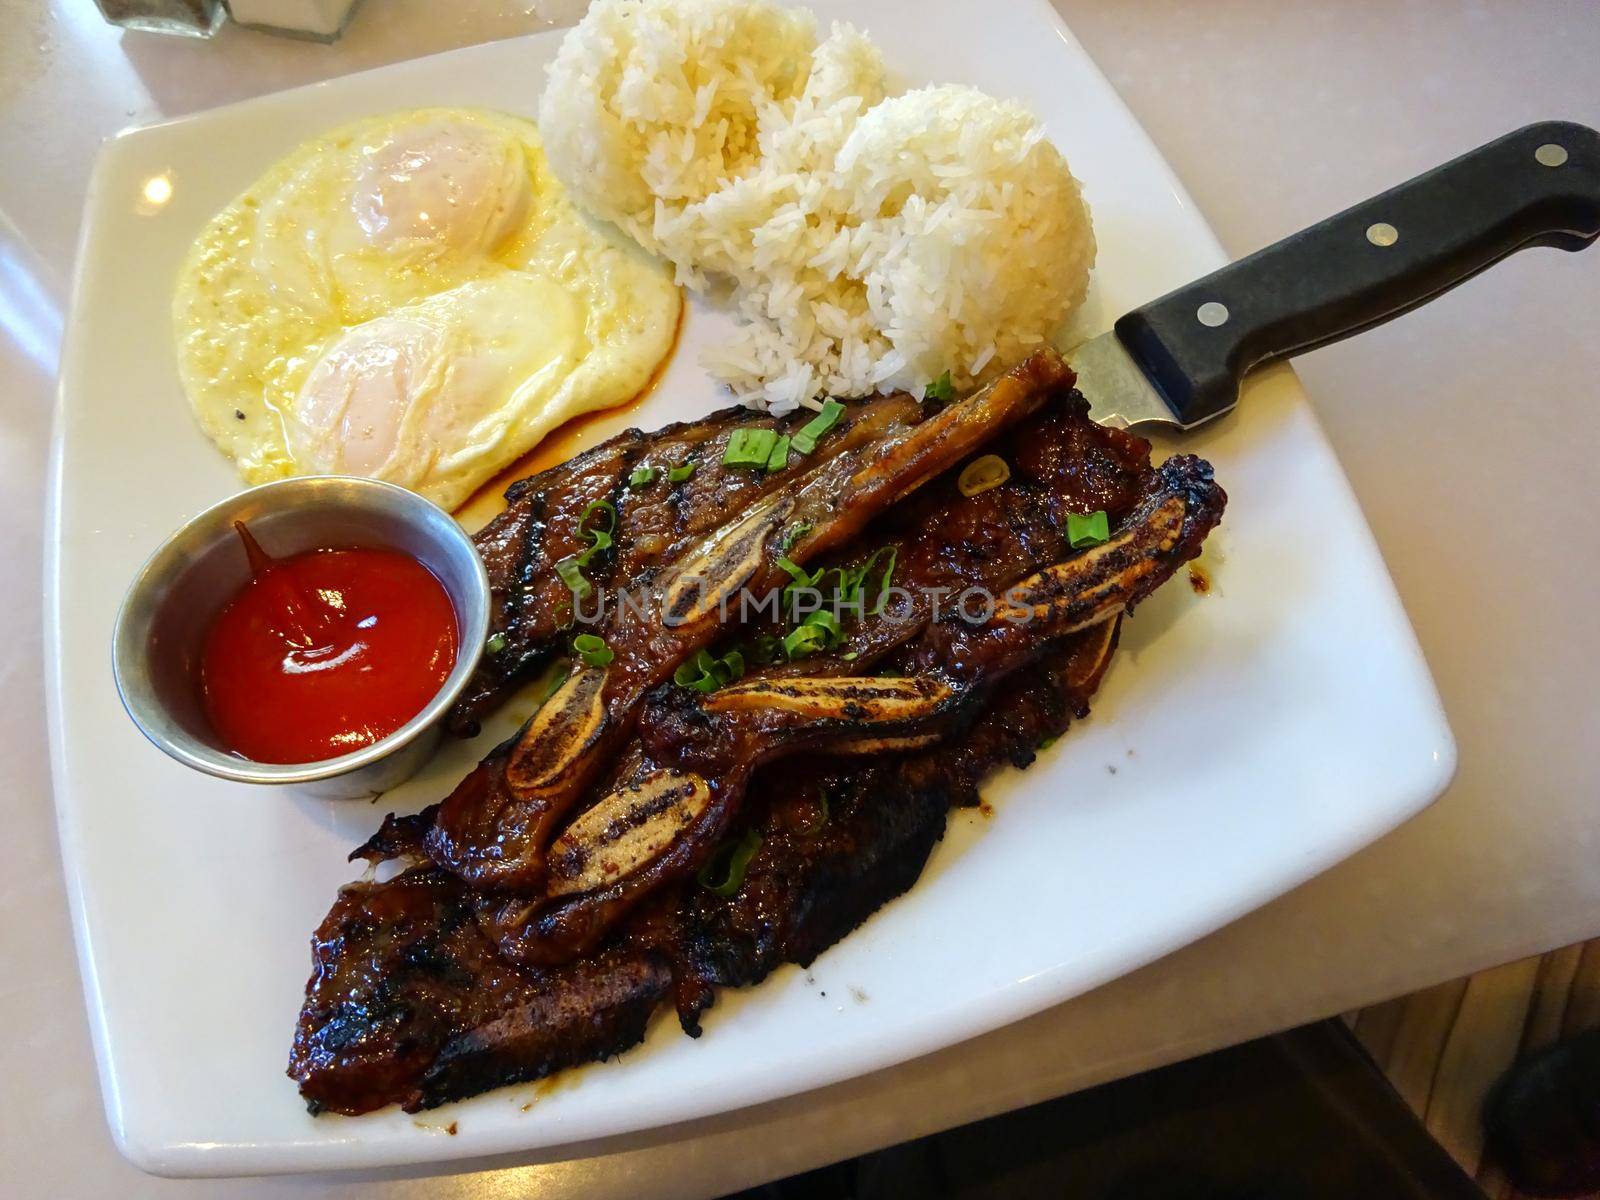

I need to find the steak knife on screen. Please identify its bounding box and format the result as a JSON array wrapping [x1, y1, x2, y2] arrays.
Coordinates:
[[1070, 120, 1600, 429]]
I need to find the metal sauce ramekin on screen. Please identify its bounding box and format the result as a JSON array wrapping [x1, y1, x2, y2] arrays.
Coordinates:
[[112, 475, 488, 800]]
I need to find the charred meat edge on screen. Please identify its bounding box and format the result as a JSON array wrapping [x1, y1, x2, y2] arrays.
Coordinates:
[[291, 625, 1120, 1116]]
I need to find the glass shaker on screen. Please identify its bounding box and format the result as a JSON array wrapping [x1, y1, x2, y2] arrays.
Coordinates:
[[225, 0, 364, 42], [93, 0, 226, 38]]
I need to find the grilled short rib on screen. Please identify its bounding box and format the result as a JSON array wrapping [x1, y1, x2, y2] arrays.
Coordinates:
[[452, 391, 925, 735], [483, 452, 1224, 968], [427, 351, 1072, 894], [291, 374, 1226, 1115], [291, 630, 1118, 1116], [426, 368, 1151, 964]]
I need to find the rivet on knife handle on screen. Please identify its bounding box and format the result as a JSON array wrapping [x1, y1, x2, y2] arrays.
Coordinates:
[[1110, 119, 1600, 428]]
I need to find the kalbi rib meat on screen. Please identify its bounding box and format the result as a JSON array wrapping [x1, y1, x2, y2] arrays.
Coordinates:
[[289, 865, 673, 1116], [453, 391, 1159, 961], [455, 387, 1168, 964], [453, 392, 925, 735], [290, 371, 1227, 1115], [673, 623, 1123, 1020], [291, 627, 1119, 1116], [426, 349, 1074, 893], [483, 455, 1224, 966]]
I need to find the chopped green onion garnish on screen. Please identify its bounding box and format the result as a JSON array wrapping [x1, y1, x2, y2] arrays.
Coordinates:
[[484, 632, 508, 656], [555, 557, 591, 600], [673, 651, 714, 690], [783, 624, 830, 660], [572, 633, 614, 667], [766, 433, 791, 472], [853, 545, 898, 615], [958, 454, 1010, 498], [668, 461, 696, 483], [815, 546, 897, 615], [924, 370, 955, 403], [781, 521, 813, 552], [697, 829, 762, 896], [777, 555, 823, 615], [791, 399, 845, 454], [874, 546, 899, 613], [1038, 734, 1059, 751], [1066, 510, 1111, 549], [580, 498, 616, 530], [723, 427, 778, 468], [672, 647, 745, 693], [555, 499, 619, 600], [629, 465, 658, 488], [776, 556, 817, 586], [807, 607, 842, 641], [578, 511, 613, 561], [783, 608, 842, 660]]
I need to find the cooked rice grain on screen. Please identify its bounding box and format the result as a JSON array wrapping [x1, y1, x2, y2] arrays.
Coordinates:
[[540, 0, 1094, 411]]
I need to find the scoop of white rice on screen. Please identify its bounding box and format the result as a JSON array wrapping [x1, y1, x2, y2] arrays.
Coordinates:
[[539, 0, 1094, 411]]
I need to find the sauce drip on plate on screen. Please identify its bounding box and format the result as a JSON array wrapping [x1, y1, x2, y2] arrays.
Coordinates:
[[200, 524, 458, 764]]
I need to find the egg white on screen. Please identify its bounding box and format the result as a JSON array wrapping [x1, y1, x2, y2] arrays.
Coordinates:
[[173, 107, 681, 510]]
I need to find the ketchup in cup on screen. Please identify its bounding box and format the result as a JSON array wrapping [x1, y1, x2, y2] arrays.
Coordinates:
[[200, 523, 459, 765]]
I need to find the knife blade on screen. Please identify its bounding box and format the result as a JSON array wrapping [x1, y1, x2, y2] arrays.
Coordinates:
[[1066, 120, 1600, 431], [1063, 331, 1178, 430]]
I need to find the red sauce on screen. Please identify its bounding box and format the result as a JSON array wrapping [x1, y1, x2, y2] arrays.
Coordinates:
[[200, 524, 458, 764]]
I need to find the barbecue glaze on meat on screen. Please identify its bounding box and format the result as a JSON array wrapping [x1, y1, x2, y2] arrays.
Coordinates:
[[453, 393, 925, 735], [482, 454, 1223, 968], [427, 351, 1075, 894], [290, 363, 1227, 1115], [291, 628, 1119, 1116]]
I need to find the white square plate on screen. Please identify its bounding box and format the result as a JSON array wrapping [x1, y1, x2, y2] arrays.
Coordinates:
[[48, 0, 1454, 1177]]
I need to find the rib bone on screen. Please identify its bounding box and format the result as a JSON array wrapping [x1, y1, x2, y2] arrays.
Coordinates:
[[703, 676, 953, 721], [504, 666, 607, 792], [659, 496, 796, 627], [546, 769, 712, 899]]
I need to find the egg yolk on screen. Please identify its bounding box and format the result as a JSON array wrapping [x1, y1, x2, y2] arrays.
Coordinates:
[[285, 274, 582, 490], [293, 316, 439, 476], [352, 121, 532, 260]]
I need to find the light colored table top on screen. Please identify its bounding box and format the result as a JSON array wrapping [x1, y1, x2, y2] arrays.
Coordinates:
[[2, 1, 1597, 1195]]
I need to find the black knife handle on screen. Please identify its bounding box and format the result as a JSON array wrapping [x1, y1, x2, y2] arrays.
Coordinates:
[[1116, 120, 1600, 426]]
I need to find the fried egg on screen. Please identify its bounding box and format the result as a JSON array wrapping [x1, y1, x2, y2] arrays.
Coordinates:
[[173, 108, 680, 511]]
